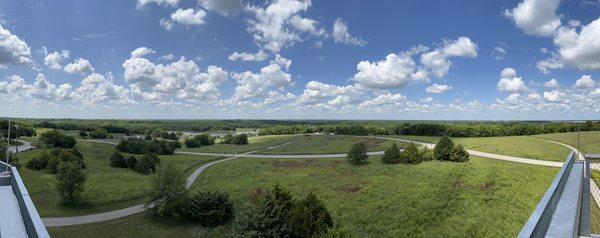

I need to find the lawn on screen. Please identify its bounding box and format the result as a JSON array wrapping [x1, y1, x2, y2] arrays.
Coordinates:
[[18, 141, 219, 217], [178, 134, 299, 154], [258, 135, 405, 155], [388, 135, 571, 162], [533, 131, 600, 155], [50, 156, 557, 237]]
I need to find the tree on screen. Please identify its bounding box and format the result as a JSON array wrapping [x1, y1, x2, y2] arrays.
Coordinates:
[[149, 161, 189, 218], [401, 142, 422, 164], [135, 153, 161, 174], [26, 151, 51, 170], [232, 134, 249, 145], [56, 162, 86, 205], [347, 142, 368, 165], [79, 130, 88, 138], [127, 155, 137, 169], [110, 151, 127, 168], [381, 143, 401, 164], [39, 130, 76, 148], [188, 191, 234, 227], [433, 136, 454, 161], [451, 144, 470, 162], [89, 128, 109, 139], [233, 188, 293, 237], [289, 192, 333, 238]]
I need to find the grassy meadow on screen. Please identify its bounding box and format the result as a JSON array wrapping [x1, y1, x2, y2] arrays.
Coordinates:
[[534, 131, 600, 155], [18, 141, 219, 217], [260, 135, 406, 154]]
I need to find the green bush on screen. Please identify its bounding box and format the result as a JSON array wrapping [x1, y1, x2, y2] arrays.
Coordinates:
[[40, 130, 76, 148], [433, 136, 454, 161], [184, 133, 215, 148], [47, 156, 61, 174], [78, 130, 88, 137], [116, 138, 178, 155], [347, 142, 368, 165], [289, 192, 333, 238], [188, 191, 234, 227], [149, 161, 189, 218], [222, 134, 248, 145], [420, 147, 433, 161], [135, 154, 161, 174], [89, 128, 109, 139], [401, 142, 422, 164], [127, 155, 137, 169], [110, 151, 127, 168], [381, 143, 401, 164], [56, 162, 86, 205], [451, 144, 470, 162], [233, 185, 293, 237], [26, 151, 51, 170]]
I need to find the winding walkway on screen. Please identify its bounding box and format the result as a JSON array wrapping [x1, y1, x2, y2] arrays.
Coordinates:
[[42, 135, 573, 227]]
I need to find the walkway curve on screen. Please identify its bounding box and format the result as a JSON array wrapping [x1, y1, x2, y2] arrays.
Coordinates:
[[43, 135, 573, 227]]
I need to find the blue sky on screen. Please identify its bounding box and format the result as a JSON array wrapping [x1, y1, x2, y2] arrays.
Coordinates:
[[0, 0, 599, 120]]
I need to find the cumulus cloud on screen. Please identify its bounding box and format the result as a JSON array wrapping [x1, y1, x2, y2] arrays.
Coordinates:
[[228, 50, 268, 61], [71, 72, 134, 104], [230, 58, 293, 103], [491, 46, 507, 60], [543, 78, 560, 88], [553, 18, 600, 70], [528, 93, 542, 99], [297, 81, 361, 106], [199, 0, 244, 17], [161, 8, 206, 30], [136, 0, 180, 8], [497, 67, 527, 93], [420, 37, 478, 78], [574, 75, 596, 89], [245, 0, 323, 53], [352, 53, 427, 90], [543, 89, 563, 102], [504, 0, 561, 36], [131, 47, 156, 58], [122, 50, 228, 102], [44, 49, 70, 70], [359, 93, 406, 108], [332, 18, 366, 46], [63, 58, 94, 74], [0, 24, 32, 65], [425, 84, 452, 94]]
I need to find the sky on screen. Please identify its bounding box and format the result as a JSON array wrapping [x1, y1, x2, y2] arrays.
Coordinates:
[[0, 0, 599, 120]]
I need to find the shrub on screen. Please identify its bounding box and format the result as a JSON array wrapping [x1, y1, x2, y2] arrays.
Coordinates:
[[433, 136, 454, 161], [401, 142, 422, 164], [420, 147, 434, 161], [47, 156, 61, 174], [289, 192, 333, 238], [57, 162, 86, 205], [127, 155, 137, 169], [222, 134, 248, 145], [79, 130, 88, 137], [135, 154, 161, 174], [451, 144, 470, 162], [117, 138, 178, 155], [184, 134, 215, 148], [26, 151, 51, 170], [347, 142, 368, 165], [381, 143, 401, 164], [40, 130, 76, 148], [233, 186, 293, 237], [188, 191, 234, 227], [149, 161, 189, 218], [89, 128, 109, 139], [54, 148, 86, 169], [160, 131, 179, 141], [110, 151, 127, 168]]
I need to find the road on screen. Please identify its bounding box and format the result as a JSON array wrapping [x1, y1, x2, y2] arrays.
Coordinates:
[[7, 140, 34, 153], [42, 135, 573, 227]]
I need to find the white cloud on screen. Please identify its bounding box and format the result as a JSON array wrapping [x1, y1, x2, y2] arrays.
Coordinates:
[[504, 0, 561, 36], [497, 67, 527, 93], [63, 58, 94, 74], [228, 50, 268, 61], [543, 89, 563, 102], [425, 84, 452, 94], [352, 53, 427, 90], [131, 47, 156, 58], [543, 78, 560, 88], [491, 46, 507, 60], [568, 19, 582, 28], [574, 75, 596, 89], [160, 18, 174, 31], [170, 8, 206, 26], [297, 81, 361, 106], [536, 53, 563, 74], [420, 37, 478, 78], [230, 60, 292, 102], [359, 93, 406, 108], [199, 0, 244, 17], [0, 24, 32, 65], [136, 0, 180, 8], [71, 72, 134, 104], [44, 49, 70, 70], [332, 18, 366, 46], [160, 54, 175, 60], [553, 18, 600, 70], [245, 0, 322, 53], [30, 73, 72, 101], [528, 93, 542, 99]]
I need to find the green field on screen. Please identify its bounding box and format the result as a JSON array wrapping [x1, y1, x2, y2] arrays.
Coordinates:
[[260, 135, 405, 154], [388, 135, 571, 162], [19, 141, 219, 217], [534, 131, 600, 155], [49, 156, 557, 237], [179, 135, 298, 153]]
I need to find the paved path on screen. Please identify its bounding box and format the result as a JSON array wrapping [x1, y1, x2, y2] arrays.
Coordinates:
[[7, 139, 34, 153], [43, 135, 573, 227]]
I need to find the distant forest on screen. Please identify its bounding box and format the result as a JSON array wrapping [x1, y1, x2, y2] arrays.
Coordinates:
[[2, 118, 599, 138]]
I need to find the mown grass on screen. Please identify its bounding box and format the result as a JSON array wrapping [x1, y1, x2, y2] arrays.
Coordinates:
[[388, 135, 571, 162], [48, 156, 557, 237], [18, 141, 219, 217], [178, 135, 299, 153], [261, 135, 406, 155], [534, 131, 600, 155]]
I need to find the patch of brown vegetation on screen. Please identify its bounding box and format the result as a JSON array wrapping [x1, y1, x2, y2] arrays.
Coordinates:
[[338, 184, 362, 193], [249, 188, 266, 204], [452, 180, 494, 191]]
